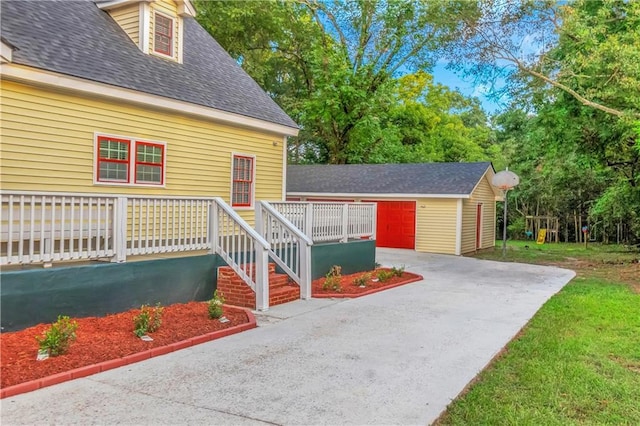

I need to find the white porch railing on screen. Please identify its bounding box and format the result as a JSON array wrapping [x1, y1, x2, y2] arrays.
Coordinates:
[[1, 192, 117, 265], [269, 201, 376, 243], [211, 197, 271, 311], [124, 196, 212, 258], [1, 191, 272, 310], [256, 201, 313, 299]]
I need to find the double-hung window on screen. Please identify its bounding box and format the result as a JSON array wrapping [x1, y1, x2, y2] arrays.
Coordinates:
[[153, 12, 173, 57], [231, 154, 255, 207], [96, 135, 166, 186]]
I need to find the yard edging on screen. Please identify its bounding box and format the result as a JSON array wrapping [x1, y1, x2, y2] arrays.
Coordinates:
[[313, 274, 424, 298], [0, 307, 257, 399]]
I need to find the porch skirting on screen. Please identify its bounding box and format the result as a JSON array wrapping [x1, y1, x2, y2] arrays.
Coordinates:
[[1, 254, 220, 332]]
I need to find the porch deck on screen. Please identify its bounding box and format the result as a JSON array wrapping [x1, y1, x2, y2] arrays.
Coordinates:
[[1, 191, 376, 311]]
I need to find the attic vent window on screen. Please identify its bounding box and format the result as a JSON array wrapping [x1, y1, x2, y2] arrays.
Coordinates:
[[154, 13, 173, 57]]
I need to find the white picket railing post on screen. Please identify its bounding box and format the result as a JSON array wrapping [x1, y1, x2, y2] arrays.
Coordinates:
[[370, 203, 378, 240], [208, 202, 217, 254], [300, 243, 312, 299], [341, 203, 349, 243], [304, 203, 313, 240], [113, 197, 128, 263], [255, 245, 269, 311], [255, 202, 264, 236]]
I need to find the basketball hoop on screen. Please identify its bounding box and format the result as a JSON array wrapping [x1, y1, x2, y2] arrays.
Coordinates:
[[492, 169, 520, 257], [492, 170, 520, 191]]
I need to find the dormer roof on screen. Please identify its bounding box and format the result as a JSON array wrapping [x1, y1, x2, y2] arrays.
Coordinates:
[[0, 0, 298, 131]]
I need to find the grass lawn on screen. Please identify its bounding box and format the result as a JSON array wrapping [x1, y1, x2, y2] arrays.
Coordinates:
[[436, 241, 640, 425]]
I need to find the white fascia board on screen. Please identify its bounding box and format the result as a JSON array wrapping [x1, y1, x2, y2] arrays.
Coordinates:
[[455, 199, 463, 255], [1, 64, 299, 137], [1, 40, 14, 63], [469, 165, 501, 198], [286, 192, 469, 199], [469, 165, 491, 195], [176, 0, 196, 17], [96, 0, 147, 11]]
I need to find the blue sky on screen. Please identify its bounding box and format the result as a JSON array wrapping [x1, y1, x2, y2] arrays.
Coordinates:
[[431, 61, 506, 115]]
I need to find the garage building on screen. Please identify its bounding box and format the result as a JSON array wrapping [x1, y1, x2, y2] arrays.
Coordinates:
[[286, 162, 501, 255]]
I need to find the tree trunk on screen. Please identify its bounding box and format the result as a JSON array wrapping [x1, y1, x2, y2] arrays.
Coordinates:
[[578, 215, 583, 244]]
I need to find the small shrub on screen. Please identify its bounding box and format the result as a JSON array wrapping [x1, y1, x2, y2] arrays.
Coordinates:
[[36, 315, 78, 357], [208, 290, 225, 319], [322, 265, 342, 291], [377, 269, 394, 282], [353, 272, 371, 287], [390, 265, 405, 277], [133, 303, 164, 337]]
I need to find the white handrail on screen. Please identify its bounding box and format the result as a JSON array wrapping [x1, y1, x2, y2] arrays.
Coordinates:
[[269, 201, 376, 243], [212, 197, 271, 311], [259, 201, 313, 246], [256, 201, 313, 299], [213, 198, 270, 249]]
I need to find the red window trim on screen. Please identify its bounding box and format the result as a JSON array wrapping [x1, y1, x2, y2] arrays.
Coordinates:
[[95, 135, 166, 187], [232, 155, 254, 207], [134, 141, 165, 185], [96, 136, 131, 184], [153, 12, 173, 56]]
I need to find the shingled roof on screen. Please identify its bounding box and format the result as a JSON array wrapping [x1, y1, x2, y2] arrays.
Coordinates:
[[0, 0, 297, 130], [287, 162, 495, 196]]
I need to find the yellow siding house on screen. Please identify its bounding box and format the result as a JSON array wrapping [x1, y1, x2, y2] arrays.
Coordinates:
[[1, 0, 298, 224], [0, 0, 305, 327]]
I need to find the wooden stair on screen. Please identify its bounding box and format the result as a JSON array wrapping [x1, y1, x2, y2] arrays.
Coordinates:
[[216, 263, 300, 309]]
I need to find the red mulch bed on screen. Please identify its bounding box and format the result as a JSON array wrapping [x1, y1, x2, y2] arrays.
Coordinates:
[[0, 302, 250, 390], [312, 268, 423, 297]]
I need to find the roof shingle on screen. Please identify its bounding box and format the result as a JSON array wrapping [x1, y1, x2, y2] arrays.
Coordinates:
[[287, 162, 495, 196], [0, 0, 297, 130]]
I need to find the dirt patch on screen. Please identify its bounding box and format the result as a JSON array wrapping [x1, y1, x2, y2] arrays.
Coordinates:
[[1, 302, 250, 390], [548, 258, 639, 293], [311, 268, 423, 297], [609, 355, 640, 374]]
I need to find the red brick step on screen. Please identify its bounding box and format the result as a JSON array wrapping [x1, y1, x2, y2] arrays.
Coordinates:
[[216, 264, 300, 309]]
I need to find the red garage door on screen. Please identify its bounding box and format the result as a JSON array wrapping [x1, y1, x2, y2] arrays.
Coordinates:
[[366, 200, 416, 249]]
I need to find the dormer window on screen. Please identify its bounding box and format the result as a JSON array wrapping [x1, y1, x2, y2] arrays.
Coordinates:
[[99, 0, 195, 64], [154, 13, 174, 57]]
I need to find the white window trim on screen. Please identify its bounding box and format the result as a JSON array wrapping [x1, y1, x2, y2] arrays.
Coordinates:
[[139, 2, 151, 54], [230, 152, 256, 210], [476, 202, 484, 249], [93, 132, 167, 188], [151, 10, 176, 60], [177, 13, 184, 64]]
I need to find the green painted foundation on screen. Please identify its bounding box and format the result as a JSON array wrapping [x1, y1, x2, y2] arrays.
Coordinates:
[[0, 255, 222, 332], [1, 240, 376, 332], [311, 240, 376, 279]]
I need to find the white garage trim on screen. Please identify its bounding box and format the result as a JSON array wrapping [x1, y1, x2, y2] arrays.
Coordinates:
[[455, 199, 463, 255]]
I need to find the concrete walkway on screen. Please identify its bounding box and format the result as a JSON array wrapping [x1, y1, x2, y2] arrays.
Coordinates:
[[0, 249, 575, 425]]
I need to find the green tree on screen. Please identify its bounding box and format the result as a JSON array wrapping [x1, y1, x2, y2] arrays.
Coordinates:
[[196, 0, 482, 164], [473, 0, 640, 242], [453, 0, 640, 119]]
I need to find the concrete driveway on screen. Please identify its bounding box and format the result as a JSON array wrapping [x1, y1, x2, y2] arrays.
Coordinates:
[[0, 249, 575, 425]]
